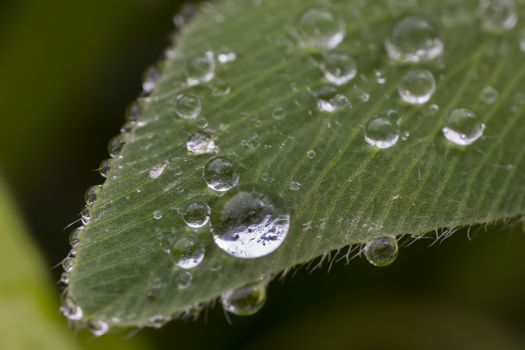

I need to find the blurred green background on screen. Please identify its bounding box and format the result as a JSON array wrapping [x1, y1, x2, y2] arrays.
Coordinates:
[[1, 0, 525, 349]]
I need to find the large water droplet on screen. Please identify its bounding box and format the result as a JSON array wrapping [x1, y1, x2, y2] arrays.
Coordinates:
[[398, 68, 436, 105], [60, 298, 83, 321], [187, 132, 218, 155], [364, 117, 400, 149], [221, 279, 267, 316], [186, 51, 215, 86], [203, 157, 240, 192], [174, 93, 202, 120], [442, 108, 486, 145], [320, 52, 357, 86], [170, 237, 205, 269], [479, 0, 518, 32], [297, 8, 345, 49], [364, 236, 399, 267], [385, 16, 444, 63], [183, 202, 211, 228], [210, 185, 290, 259]]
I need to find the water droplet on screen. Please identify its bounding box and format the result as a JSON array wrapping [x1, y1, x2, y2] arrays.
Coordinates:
[[314, 85, 338, 113], [210, 185, 290, 259], [183, 202, 210, 228], [374, 70, 386, 84], [289, 181, 301, 191], [153, 210, 163, 220], [142, 66, 161, 94], [479, 0, 518, 32], [211, 79, 231, 97], [398, 68, 436, 105], [62, 257, 74, 273], [442, 108, 486, 145], [297, 8, 345, 49], [385, 16, 444, 63], [147, 315, 168, 329], [108, 135, 125, 158], [307, 150, 316, 159], [221, 279, 267, 316], [217, 49, 237, 63], [186, 51, 215, 86], [60, 298, 83, 321], [126, 102, 142, 122], [149, 162, 168, 180], [81, 207, 90, 225], [176, 270, 193, 289], [88, 320, 109, 337], [187, 132, 218, 155], [174, 93, 202, 120], [364, 117, 400, 149], [69, 228, 82, 248], [203, 157, 240, 192], [84, 185, 101, 207], [401, 130, 410, 140], [59, 272, 69, 285], [169, 237, 205, 269], [480, 86, 499, 105], [320, 52, 357, 86], [98, 159, 112, 178], [364, 236, 399, 267], [272, 107, 286, 120]]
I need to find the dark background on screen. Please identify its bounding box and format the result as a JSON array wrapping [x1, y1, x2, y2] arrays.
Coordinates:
[[2, 1, 525, 349]]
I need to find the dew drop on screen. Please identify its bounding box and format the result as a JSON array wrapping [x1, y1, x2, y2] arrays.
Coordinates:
[[88, 320, 109, 337], [211, 79, 231, 97], [221, 279, 267, 316], [210, 185, 290, 259], [385, 16, 444, 63], [81, 207, 90, 225], [374, 70, 386, 85], [149, 162, 168, 179], [187, 132, 218, 155], [297, 8, 345, 49], [174, 93, 202, 120], [272, 107, 286, 120], [320, 52, 357, 86], [176, 270, 193, 289], [364, 236, 399, 267], [147, 315, 168, 329], [307, 150, 316, 159], [60, 298, 83, 321], [153, 210, 163, 220], [183, 202, 211, 228], [98, 159, 112, 178], [364, 117, 400, 149], [62, 257, 74, 273], [289, 181, 301, 191], [480, 86, 499, 105], [479, 0, 518, 32], [314, 85, 338, 113], [186, 51, 215, 86], [203, 157, 240, 192], [217, 49, 237, 64], [69, 227, 82, 248], [142, 66, 161, 94], [108, 135, 125, 158], [398, 68, 436, 105], [442, 108, 485, 145], [170, 237, 205, 269], [84, 185, 101, 207]]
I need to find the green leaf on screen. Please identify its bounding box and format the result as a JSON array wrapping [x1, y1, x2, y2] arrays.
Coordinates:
[[67, 0, 525, 330]]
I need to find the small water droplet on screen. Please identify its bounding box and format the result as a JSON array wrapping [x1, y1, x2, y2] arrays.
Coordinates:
[[385, 16, 444, 63], [84, 185, 101, 207], [187, 132, 218, 155], [108, 135, 125, 158], [183, 202, 210, 228], [289, 181, 301, 191], [320, 52, 357, 86], [297, 8, 345, 49], [170, 237, 205, 269], [98, 159, 112, 178], [62, 257, 74, 273], [221, 279, 267, 316], [217, 49, 237, 64], [364, 117, 400, 149], [174, 93, 202, 120], [307, 150, 316, 159], [186, 51, 215, 86], [69, 227, 82, 248], [272, 107, 286, 120], [210, 185, 290, 259], [211, 79, 231, 97], [142, 66, 161, 94], [364, 236, 399, 267], [60, 298, 83, 321], [153, 210, 163, 220], [398, 68, 436, 105], [401, 130, 410, 140], [374, 70, 386, 84], [479, 0, 518, 32], [314, 85, 338, 113], [203, 157, 240, 192], [147, 315, 168, 329], [149, 162, 168, 179], [81, 207, 90, 225], [480, 86, 499, 105], [176, 270, 193, 289], [88, 320, 109, 337], [442, 108, 486, 145]]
